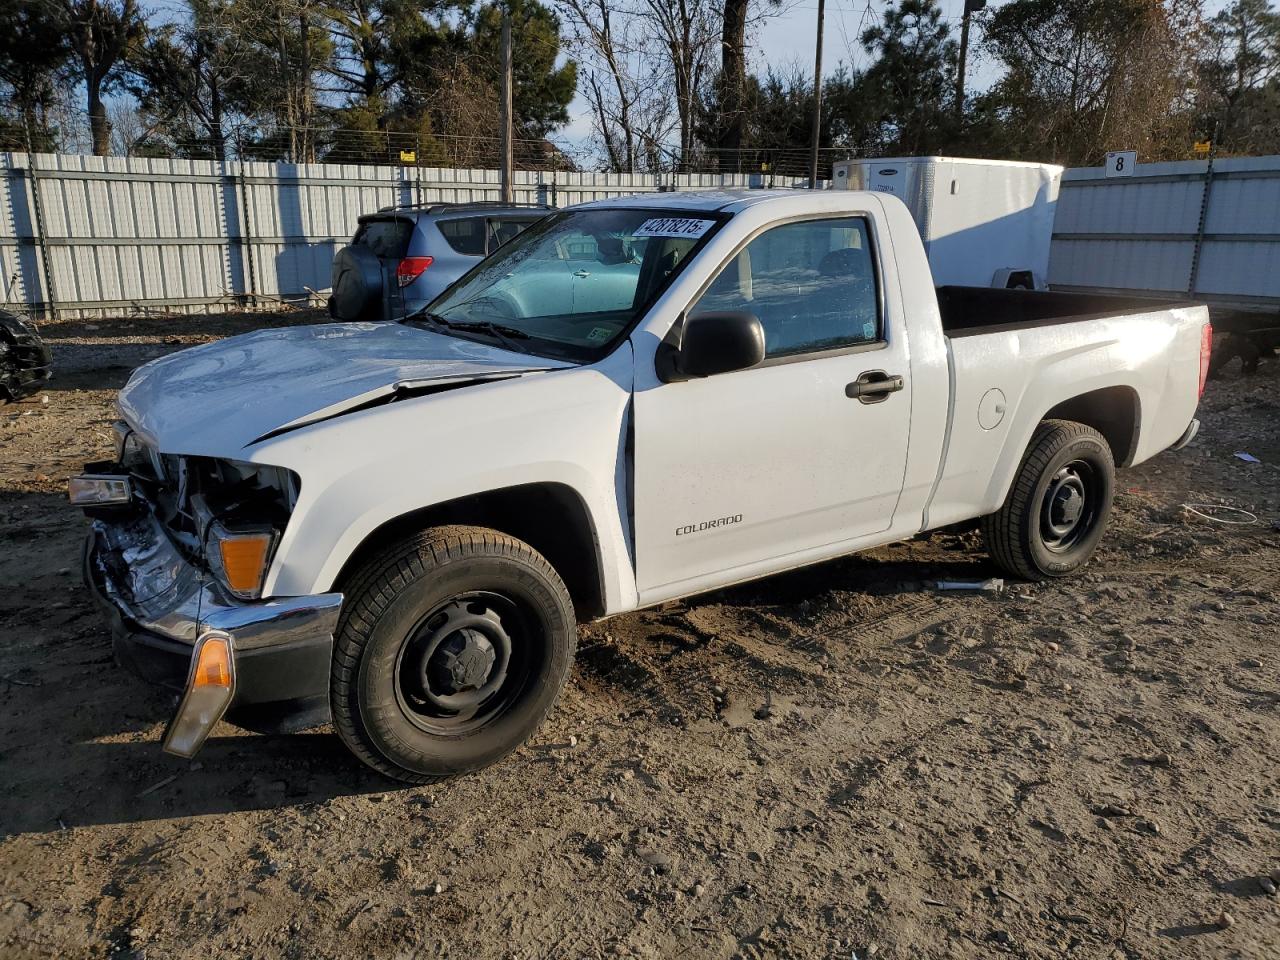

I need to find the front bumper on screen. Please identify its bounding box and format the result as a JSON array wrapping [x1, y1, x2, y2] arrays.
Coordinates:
[[83, 508, 343, 752]]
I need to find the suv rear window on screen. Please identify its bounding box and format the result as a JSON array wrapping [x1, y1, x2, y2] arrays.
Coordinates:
[[437, 216, 537, 256], [355, 219, 412, 259]]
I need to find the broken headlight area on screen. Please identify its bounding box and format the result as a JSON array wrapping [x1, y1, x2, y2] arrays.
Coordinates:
[[68, 473, 133, 508], [87, 427, 300, 600], [172, 459, 298, 600]]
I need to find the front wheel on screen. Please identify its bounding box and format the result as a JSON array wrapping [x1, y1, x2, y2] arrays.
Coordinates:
[[331, 525, 576, 783], [982, 420, 1115, 580]]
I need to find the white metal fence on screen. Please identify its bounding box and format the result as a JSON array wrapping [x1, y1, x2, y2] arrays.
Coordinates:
[[0, 153, 801, 319], [1049, 155, 1280, 312]]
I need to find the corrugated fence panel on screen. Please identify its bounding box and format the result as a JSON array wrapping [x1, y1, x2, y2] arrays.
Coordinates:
[[0, 153, 808, 317], [1197, 241, 1280, 298], [1050, 238, 1196, 293], [0, 154, 40, 306], [1051, 154, 1280, 306]]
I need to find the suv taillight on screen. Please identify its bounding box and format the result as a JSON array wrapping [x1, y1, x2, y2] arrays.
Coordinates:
[[1198, 322, 1213, 398], [396, 256, 433, 287]]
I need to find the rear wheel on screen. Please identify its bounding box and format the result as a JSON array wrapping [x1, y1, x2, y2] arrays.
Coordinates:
[[982, 420, 1115, 580], [331, 525, 576, 783]]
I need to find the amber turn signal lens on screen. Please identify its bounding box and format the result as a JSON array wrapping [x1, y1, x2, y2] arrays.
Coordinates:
[[163, 631, 236, 758], [217, 533, 272, 595], [193, 635, 232, 689]]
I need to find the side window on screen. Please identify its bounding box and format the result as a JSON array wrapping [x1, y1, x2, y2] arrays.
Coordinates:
[[437, 217, 488, 255], [690, 217, 880, 358], [488, 217, 536, 249]]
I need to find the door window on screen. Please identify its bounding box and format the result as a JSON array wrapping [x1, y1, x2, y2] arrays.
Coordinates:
[[689, 217, 880, 358]]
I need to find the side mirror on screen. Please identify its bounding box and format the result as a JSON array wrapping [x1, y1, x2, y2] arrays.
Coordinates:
[[657, 311, 766, 383]]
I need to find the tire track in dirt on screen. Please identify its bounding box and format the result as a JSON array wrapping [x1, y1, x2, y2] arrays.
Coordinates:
[[575, 590, 958, 728]]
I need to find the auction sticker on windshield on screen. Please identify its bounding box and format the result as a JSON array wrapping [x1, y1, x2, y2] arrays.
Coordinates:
[[633, 218, 715, 239]]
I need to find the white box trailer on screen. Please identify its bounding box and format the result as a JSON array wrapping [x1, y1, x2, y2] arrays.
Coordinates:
[[832, 156, 1063, 289]]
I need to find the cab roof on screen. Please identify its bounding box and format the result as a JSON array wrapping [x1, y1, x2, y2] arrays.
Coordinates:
[[570, 189, 822, 215]]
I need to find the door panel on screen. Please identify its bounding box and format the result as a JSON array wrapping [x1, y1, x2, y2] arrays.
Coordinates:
[[632, 215, 912, 598]]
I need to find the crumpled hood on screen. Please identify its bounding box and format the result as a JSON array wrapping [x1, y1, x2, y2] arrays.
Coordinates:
[[118, 321, 567, 455]]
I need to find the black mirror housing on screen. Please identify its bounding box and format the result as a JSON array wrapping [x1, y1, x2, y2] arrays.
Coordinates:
[[658, 311, 765, 382]]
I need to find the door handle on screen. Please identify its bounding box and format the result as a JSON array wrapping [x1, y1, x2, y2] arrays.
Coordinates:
[[573, 269, 591, 278], [846, 370, 904, 403]]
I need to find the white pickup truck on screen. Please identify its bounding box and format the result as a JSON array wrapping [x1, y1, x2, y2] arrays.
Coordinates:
[[73, 190, 1211, 782]]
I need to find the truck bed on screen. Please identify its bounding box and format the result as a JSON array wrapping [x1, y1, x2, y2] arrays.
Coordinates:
[[936, 286, 1193, 338]]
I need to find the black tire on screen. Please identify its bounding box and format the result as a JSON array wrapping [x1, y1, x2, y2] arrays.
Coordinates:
[[982, 419, 1115, 581], [331, 525, 576, 783]]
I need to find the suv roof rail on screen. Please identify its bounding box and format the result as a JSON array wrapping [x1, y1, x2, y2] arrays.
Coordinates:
[[373, 200, 554, 215]]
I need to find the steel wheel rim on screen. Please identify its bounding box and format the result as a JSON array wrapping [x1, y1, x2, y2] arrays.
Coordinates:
[[1040, 459, 1098, 553], [394, 591, 536, 735]]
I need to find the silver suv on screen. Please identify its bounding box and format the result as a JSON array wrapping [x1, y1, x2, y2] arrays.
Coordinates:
[[329, 202, 550, 322]]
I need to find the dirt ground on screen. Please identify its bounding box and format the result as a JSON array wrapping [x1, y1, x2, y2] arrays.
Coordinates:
[[1, 309, 1277, 960]]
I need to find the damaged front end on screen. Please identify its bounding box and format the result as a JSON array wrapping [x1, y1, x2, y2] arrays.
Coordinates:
[[0, 309, 52, 403], [74, 425, 342, 756]]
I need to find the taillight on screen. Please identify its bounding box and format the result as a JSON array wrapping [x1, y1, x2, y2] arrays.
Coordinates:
[[396, 256, 433, 287], [1198, 322, 1213, 398]]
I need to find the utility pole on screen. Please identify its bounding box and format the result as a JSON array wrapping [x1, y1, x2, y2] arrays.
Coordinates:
[[808, 0, 825, 189], [955, 0, 985, 120], [499, 8, 514, 204]]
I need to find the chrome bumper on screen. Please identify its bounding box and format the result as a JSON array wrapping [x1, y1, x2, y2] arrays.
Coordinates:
[[83, 509, 343, 754], [1171, 418, 1200, 451]]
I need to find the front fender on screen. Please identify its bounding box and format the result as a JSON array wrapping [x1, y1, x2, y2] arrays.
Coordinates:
[[255, 345, 637, 614]]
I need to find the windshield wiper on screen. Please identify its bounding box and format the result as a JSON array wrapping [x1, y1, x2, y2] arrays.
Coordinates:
[[409, 312, 531, 353], [442, 319, 528, 338]]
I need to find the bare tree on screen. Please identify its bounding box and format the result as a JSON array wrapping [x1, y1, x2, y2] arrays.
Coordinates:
[[557, 0, 674, 171], [561, 0, 640, 170], [64, 0, 145, 155], [641, 0, 718, 167], [106, 98, 148, 154], [225, 0, 331, 161]]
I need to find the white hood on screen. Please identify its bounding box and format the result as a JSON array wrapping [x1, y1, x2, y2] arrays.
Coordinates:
[[117, 321, 567, 456]]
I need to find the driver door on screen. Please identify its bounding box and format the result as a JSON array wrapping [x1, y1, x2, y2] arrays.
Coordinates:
[[631, 215, 913, 602]]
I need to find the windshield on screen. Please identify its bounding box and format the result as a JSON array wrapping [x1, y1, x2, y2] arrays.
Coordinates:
[[415, 208, 724, 361]]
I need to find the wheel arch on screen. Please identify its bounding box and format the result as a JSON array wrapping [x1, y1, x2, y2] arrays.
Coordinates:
[[331, 481, 608, 620], [980, 384, 1138, 517], [1041, 385, 1140, 467]]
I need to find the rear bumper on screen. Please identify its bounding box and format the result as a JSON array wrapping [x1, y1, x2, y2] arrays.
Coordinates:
[[83, 510, 343, 747], [1171, 418, 1200, 451]]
